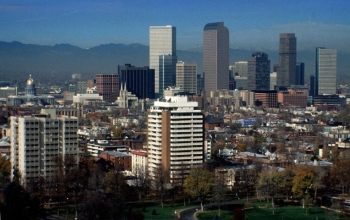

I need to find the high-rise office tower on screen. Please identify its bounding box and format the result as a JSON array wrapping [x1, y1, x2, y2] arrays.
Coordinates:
[[118, 64, 155, 99], [176, 62, 197, 94], [203, 22, 229, 93], [197, 74, 204, 95], [149, 26, 176, 96], [234, 61, 248, 77], [159, 54, 177, 97], [295, 62, 305, 85], [10, 109, 78, 186], [270, 72, 277, 90], [316, 47, 337, 95], [247, 52, 270, 91], [96, 74, 119, 102], [309, 75, 316, 96], [277, 33, 296, 88], [147, 96, 204, 184]]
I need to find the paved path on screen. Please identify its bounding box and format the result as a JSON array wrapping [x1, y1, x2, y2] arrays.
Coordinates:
[[178, 198, 257, 220]]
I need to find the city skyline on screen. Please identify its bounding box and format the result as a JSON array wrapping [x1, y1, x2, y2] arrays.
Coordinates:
[[1, 1, 350, 52]]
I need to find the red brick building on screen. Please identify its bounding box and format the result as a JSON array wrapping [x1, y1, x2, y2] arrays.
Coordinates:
[[253, 90, 278, 108], [96, 74, 119, 102], [278, 89, 307, 107], [99, 151, 131, 171], [205, 115, 224, 130]]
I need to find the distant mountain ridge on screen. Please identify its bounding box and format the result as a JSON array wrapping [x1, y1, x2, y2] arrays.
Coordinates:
[[0, 41, 348, 85]]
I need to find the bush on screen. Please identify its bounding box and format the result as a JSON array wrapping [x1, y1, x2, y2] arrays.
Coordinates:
[[275, 199, 285, 206], [152, 209, 156, 215], [233, 207, 245, 220]]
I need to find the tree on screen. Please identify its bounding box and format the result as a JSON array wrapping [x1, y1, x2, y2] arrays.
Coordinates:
[[256, 168, 285, 214], [281, 165, 295, 200], [311, 165, 327, 198], [113, 127, 124, 139], [152, 165, 168, 208], [132, 165, 149, 202], [292, 170, 314, 209], [184, 167, 214, 210], [329, 160, 350, 194], [230, 123, 242, 133], [211, 140, 226, 158], [0, 154, 11, 186], [213, 172, 227, 217], [79, 191, 114, 220], [2, 181, 41, 220], [105, 170, 126, 200], [236, 141, 245, 152]]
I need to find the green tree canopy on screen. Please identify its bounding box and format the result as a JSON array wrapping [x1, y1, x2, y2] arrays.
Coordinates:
[[184, 167, 214, 210], [113, 127, 124, 139], [292, 170, 314, 199]]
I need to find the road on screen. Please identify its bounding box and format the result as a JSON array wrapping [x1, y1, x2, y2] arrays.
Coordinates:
[[178, 198, 257, 220]]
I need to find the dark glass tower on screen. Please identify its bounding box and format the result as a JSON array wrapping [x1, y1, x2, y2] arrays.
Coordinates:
[[295, 62, 305, 85], [159, 54, 177, 97], [118, 64, 155, 99], [247, 52, 270, 91], [277, 33, 296, 88]]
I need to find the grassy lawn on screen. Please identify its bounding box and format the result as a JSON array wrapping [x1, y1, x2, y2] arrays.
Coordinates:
[[131, 200, 201, 220], [197, 201, 350, 220]]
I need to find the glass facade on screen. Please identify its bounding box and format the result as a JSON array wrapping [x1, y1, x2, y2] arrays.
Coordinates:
[[316, 48, 337, 95], [149, 26, 176, 96]]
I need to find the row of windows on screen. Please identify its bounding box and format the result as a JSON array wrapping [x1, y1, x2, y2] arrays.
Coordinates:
[[25, 122, 39, 125]]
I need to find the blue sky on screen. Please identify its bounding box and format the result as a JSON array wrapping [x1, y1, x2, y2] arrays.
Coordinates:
[[1, 0, 350, 52]]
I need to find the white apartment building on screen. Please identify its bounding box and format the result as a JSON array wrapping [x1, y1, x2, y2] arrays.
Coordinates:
[[131, 150, 148, 175], [148, 96, 204, 184], [10, 109, 78, 186]]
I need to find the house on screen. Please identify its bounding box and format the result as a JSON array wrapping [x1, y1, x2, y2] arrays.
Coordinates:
[[205, 115, 224, 130]]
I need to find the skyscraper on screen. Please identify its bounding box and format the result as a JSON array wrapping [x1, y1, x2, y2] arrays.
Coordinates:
[[159, 54, 177, 97], [277, 33, 296, 88], [309, 75, 316, 96], [234, 61, 248, 77], [176, 61, 197, 94], [316, 47, 337, 95], [118, 64, 155, 99], [295, 62, 305, 85], [149, 26, 176, 96], [197, 74, 204, 95], [247, 52, 270, 91], [96, 74, 119, 102], [203, 22, 229, 93]]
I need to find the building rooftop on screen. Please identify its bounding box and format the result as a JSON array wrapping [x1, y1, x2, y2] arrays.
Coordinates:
[[101, 151, 131, 157], [204, 22, 224, 30]]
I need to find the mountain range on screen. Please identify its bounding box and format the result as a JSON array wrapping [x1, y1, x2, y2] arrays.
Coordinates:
[[0, 41, 349, 85]]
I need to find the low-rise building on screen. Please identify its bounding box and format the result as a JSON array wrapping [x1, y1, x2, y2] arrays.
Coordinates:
[[99, 151, 131, 171]]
